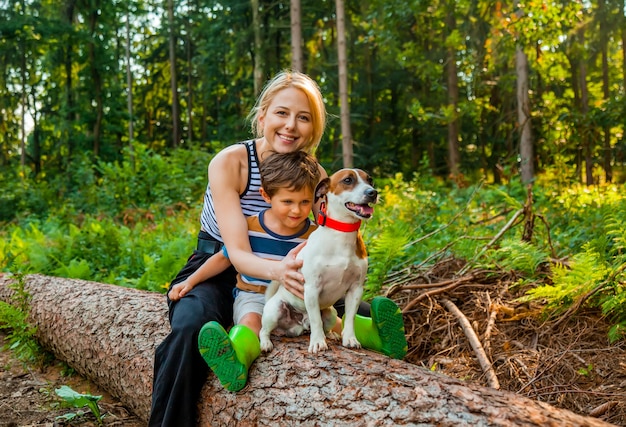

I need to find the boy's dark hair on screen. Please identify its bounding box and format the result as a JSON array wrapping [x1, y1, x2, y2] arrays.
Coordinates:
[[260, 151, 321, 197]]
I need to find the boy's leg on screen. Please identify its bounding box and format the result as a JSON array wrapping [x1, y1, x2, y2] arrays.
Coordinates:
[[351, 297, 408, 360], [198, 293, 264, 392], [198, 322, 260, 392]]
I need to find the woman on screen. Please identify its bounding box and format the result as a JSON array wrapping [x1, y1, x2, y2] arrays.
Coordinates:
[[149, 71, 328, 427]]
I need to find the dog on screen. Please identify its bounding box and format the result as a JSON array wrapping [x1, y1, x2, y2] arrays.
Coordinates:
[[259, 168, 378, 354]]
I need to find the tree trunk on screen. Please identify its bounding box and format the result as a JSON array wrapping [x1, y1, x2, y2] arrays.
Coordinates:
[[63, 0, 77, 168], [167, 0, 180, 148], [19, 0, 27, 175], [516, 44, 534, 185], [125, 7, 136, 171], [599, 0, 612, 183], [290, 0, 303, 72], [578, 28, 593, 186], [623, 0, 626, 95], [88, 0, 103, 157], [336, 0, 353, 168], [251, 0, 263, 95], [445, 5, 460, 180], [186, 7, 194, 145], [0, 274, 613, 427]]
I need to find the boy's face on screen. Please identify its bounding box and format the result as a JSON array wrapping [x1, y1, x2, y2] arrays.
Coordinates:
[[261, 186, 314, 233]]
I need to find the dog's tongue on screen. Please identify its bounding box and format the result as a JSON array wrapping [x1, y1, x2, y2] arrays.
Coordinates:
[[347, 203, 373, 217], [358, 204, 374, 216]]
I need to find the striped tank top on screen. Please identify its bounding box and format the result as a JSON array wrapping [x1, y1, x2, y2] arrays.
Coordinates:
[[200, 140, 270, 241]]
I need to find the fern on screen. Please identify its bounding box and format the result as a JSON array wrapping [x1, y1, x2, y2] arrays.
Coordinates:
[[481, 238, 549, 277], [0, 275, 46, 364], [518, 203, 626, 343], [365, 222, 411, 299], [519, 248, 607, 314]]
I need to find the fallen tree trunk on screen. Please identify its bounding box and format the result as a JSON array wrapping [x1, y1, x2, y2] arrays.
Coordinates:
[[0, 273, 614, 427]]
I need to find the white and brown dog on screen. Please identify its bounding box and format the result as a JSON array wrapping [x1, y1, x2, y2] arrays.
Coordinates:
[[259, 168, 378, 354]]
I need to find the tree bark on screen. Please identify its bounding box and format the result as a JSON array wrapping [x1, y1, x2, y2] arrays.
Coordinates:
[[445, 4, 460, 180], [599, 0, 612, 184], [251, 0, 263, 95], [167, 0, 180, 148], [124, 6, 136, 171], [336, 0, 353, 168], [290, 0, 303, 72], [0, 274, 613, 427]]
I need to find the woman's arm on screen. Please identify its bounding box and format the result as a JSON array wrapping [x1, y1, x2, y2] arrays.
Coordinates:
[[209, 145, 306, 296]]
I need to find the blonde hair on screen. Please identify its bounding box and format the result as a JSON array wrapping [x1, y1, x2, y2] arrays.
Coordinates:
[[248, 70, 326, 155]]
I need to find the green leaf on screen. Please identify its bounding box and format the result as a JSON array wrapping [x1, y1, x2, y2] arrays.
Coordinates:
[[55, 385, 103, 421]]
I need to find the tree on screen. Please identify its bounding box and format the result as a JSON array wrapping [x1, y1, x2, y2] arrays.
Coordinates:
[[512, 0, 535, 185], [1, 0, 626, 186], [445, 1, 461, 180], [124, 4, 136, 169], [167, 0, 180, 148], [598, 0, 614, 183], [251, 0, 263, 95], [578, 26, 593, 186], [0, 273, 614, 427], [516, 44, 534, 185], [290, 0, 303, 71], [87, 0, 104, 156], [336, 0, 353, 168]]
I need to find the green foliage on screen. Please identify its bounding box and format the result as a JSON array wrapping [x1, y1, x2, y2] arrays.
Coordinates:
[[54, 385, 104, 425], [480, 238, 549, 277], [3, 162, 626, 343], [520, 250, 607, 311], [364, 221, 411, 300], [0, 144, 210, 225], [0, 274, 45, 364], [518, 194, 626, 342], [577, 364, 594, 377], [2, 214, 195, 293]]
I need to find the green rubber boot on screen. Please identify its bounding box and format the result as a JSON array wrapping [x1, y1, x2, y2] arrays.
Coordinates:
[[351, 297, 408, 360], [198, 322, 261, 392]]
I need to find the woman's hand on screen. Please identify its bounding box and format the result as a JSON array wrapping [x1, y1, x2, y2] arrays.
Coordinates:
[[276, 242, 306, 299]]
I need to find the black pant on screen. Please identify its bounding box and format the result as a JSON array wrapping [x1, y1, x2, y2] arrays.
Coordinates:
[[334, 296, 371, 318], [149, 248, 236, 427]]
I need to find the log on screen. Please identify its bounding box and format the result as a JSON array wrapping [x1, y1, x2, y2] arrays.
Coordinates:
[[0, 273, 614, 427]]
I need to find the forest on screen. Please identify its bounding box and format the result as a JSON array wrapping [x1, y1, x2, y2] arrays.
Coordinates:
[[1, 0, 626, 425], [1, 0, 626, 192]]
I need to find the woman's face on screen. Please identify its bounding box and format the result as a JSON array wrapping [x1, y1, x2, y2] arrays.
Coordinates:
[[258, 87, 314, 154]]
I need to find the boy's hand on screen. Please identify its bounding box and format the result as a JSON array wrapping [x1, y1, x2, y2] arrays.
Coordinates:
[[168, 280, 193, 301]]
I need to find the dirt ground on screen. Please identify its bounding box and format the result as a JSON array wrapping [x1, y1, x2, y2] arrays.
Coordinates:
[[1, 260, 626, 426], [0, 332, 144, 427]]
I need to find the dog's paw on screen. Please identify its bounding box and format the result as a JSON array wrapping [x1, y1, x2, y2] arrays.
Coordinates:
[[326, 330, 341, 341], [308, 339, 329, 353], [342, 335, 361, 349], [260, 338, 274, 353]]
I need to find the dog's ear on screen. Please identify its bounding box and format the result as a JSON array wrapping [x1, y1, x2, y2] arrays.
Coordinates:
[[314, 178, 330, 202]]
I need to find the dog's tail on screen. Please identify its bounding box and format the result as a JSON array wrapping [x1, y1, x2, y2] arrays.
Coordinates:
[[264, 280, 280, 301]]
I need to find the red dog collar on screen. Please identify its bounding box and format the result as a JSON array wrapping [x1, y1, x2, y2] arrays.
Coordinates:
[[317, 202, 362, 232]]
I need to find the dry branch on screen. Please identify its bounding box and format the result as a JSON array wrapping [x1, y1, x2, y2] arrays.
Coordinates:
[[0, 273, 616, 427], [441, 297, 500, 390]]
